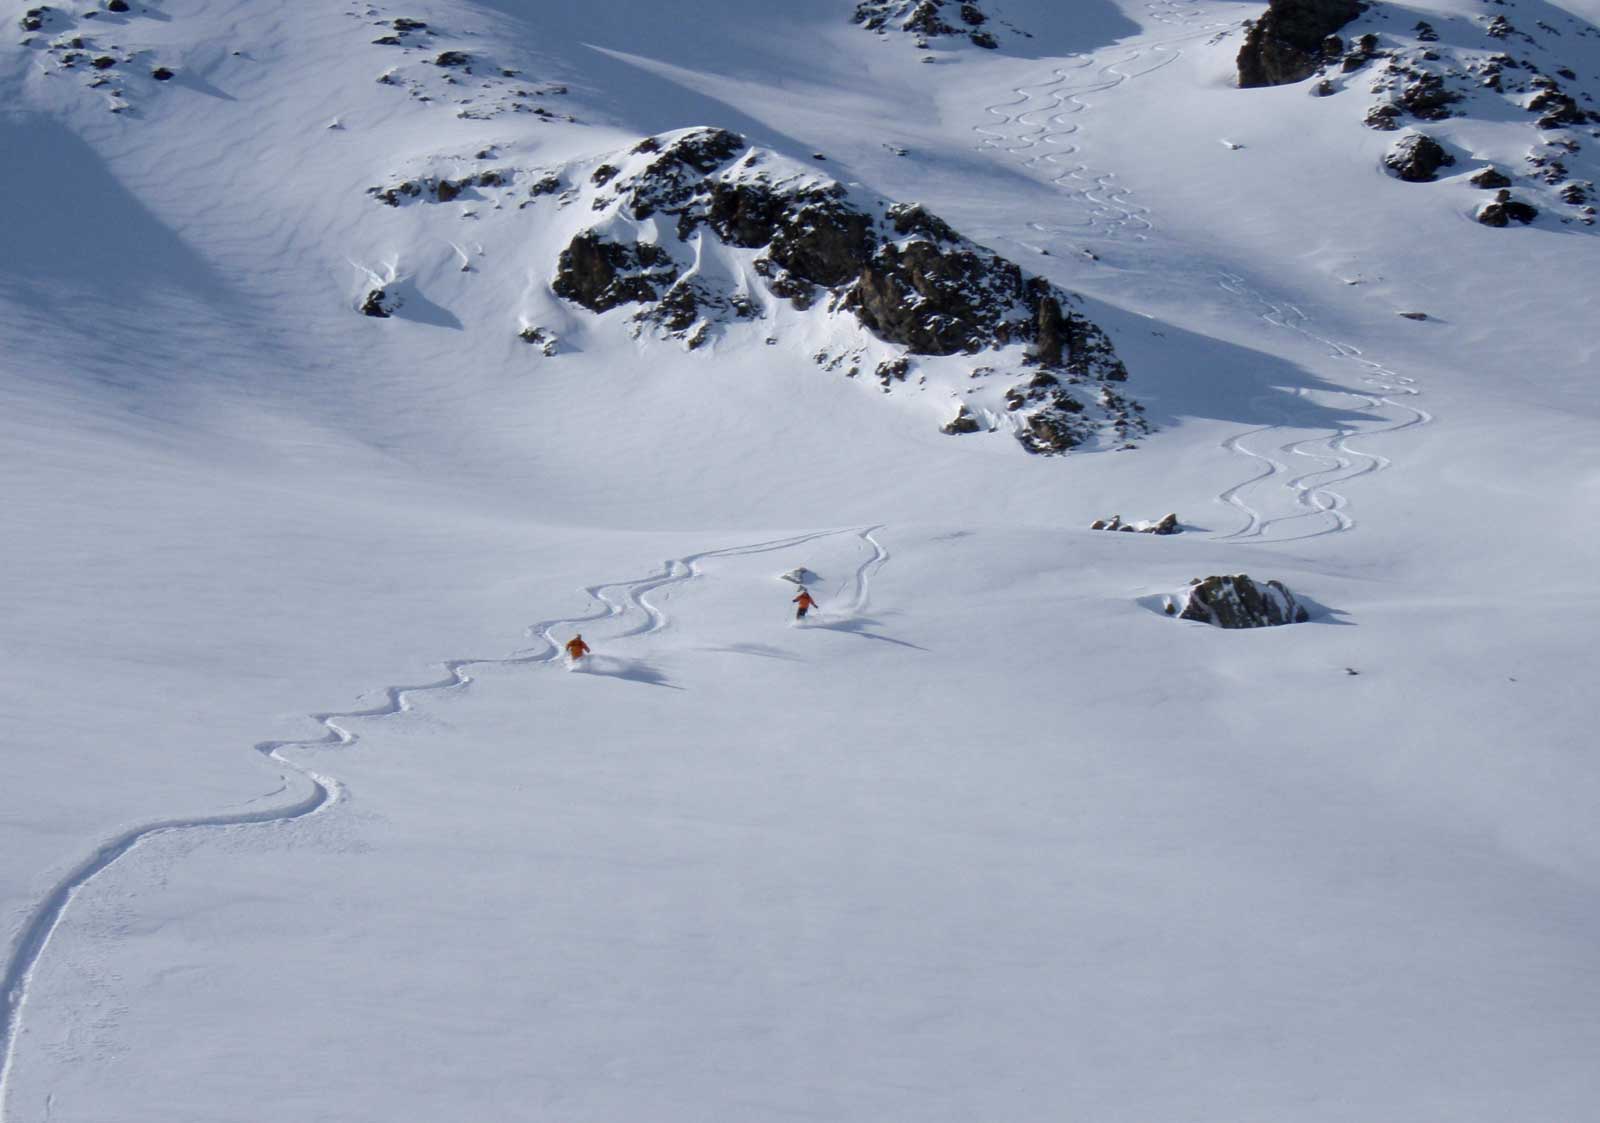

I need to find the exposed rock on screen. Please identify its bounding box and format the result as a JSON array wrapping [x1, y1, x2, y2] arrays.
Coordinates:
[[91, 55, 115, 69], [1383, 131, 1455, 181], [1397, 310, 1429, 321], [1238, 0, 1366, 88], [853, 0, 1007, 48], [150, 66, 174, 80], [1477, 193, 1539, 225], [360, 288, 394, 318], [1178, 575, 1310, 628], [1397, 71, 1460, 119], [1529, 88, 1586, 129], [1364, 103, 1402, 130], [941, 405, 982, 434], [433, 50, 470, 68], [551, 231, 678, 312], [1090, 512, 1180, 534], [518, 326, 559, 355], [1470, 166, 1512, 189]]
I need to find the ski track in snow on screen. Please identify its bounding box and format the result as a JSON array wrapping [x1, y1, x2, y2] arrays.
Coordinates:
[[0, 525, 886, 1120], [973, 0, 1432, 543]]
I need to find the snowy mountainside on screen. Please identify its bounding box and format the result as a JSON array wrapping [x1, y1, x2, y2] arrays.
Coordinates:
[[5, 0, 1600, 1120], [1238, 0, 1600, 226]]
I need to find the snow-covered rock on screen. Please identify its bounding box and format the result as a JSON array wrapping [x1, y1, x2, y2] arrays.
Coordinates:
[[1178, 574, 1310, 628]]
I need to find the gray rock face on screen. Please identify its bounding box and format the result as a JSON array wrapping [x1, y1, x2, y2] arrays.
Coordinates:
[[1238, 0, 1366, 88], [1179, 575, 1310, 628], [1383, 132, 1455, 182]]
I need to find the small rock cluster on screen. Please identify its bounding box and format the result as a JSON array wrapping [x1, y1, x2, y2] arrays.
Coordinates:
[[1090, 513, 1180, 535], [361, 8, 573, 122], [18, 3, 178, 113], [1174, 575, 1310, 628]]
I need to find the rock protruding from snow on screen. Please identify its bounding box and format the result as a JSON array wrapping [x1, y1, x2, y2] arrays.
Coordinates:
[[854, 1, 1002, 49], [1383, 132, 1454, 182], [1179, 575, 1310, 628], [531, 127, 1138, 453], [1237, 0, 1366, 88], [1477, 190, 1539, 227], [1091, 513, 1179, 535]]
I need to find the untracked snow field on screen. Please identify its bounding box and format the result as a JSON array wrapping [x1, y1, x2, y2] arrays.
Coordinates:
[[4, 0, 1600, 1118]]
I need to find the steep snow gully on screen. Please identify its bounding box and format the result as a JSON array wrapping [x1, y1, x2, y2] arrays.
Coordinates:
[[974, 0, 1432, 542], [0, 527, 886, 1119]]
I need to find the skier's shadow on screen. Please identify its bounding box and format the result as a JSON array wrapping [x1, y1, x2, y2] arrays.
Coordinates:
[[805, 614, 928, 651], [571, 655, 684, 689]]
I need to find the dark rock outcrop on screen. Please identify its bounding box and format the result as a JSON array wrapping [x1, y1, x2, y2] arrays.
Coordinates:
[[1383, 132, 1455, 182], [1238, 0, 1366, 88], [551, 129, 1127, 379], [1477, 191, 1539, 226], [1470, 166, 1512, 189], [854, 0, 1003, 48], [360, 288, 394, 318], [551, 232, 678, 312], [1179, 575, 1309, 628]]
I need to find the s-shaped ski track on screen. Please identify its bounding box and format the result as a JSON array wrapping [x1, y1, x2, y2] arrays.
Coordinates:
[[0, 525, 886, 1121], [971, 2, 1431, 545]]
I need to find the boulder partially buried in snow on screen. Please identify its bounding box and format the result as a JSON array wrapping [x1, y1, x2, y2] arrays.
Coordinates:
[[1383, 132, 1454, 183], [1178, 575, 1309, 628]]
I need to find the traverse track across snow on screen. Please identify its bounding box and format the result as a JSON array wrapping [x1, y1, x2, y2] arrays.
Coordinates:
[[0, 525, 887, 1122]]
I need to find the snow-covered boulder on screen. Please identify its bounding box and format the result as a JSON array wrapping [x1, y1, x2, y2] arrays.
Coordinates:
[[1383, 132, 1454, 183], [1178, 575, 1309, 628]]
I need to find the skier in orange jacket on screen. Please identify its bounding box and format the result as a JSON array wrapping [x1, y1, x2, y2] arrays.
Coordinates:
[[792, 589, 817, 620], [564, 634, 591, 661]]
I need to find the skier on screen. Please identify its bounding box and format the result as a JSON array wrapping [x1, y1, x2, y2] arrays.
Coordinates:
[[792, 588, 817, 621], [564, 634, 591, 662]]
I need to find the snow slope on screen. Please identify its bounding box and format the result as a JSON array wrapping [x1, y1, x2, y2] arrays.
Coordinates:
[[4, 0, 1600, 1118]]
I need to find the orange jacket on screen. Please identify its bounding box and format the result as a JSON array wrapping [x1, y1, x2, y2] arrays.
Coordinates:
[[793, 591, 816, 610], [565, 637, 590, 658]]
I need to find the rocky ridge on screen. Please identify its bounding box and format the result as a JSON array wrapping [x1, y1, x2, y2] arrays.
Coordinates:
[[364, 127, 1143, 455], [1239, 0, 1600, 228]]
